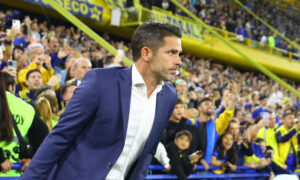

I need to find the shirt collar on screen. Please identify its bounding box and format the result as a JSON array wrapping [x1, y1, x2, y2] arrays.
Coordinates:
[[132, 64, 164, 91]]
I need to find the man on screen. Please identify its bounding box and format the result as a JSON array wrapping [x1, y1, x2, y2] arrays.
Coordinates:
[[22, 21, 182, 179], [18, 69, 42, 103], [48, 37, 71, 69], [252, 94, 269, 120], [17, 43, 54, 90], [257, 111, 283, 167], [67, 57, 91, 86], [187, 90, 235, 170], [276, 109, 300, 172]]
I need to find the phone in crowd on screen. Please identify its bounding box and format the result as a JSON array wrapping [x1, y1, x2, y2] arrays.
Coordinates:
[[262, 112, 269, 121], [188, 150, 202, 160], [12, 19, 21, 33], [7, 60, 17, 72]]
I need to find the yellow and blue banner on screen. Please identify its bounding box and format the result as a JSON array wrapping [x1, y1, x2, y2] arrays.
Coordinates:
[[24, 0, 104, 22]]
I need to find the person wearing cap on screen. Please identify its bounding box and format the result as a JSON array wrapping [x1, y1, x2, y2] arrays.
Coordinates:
[[186, 91, 236, 170], [174, 78, 188, 103], [252, 94, 269, 121], [276, 109, 299, 172]]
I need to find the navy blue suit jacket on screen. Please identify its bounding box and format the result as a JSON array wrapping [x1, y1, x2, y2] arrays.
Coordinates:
[[22, 66, 177, 180]]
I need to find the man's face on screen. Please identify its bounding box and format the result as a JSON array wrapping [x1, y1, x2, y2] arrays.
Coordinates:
[[228, 122, 240, 139], [260, 98, 267, 107], [28, 47, 43, 61], [26, 71, 42, 90], [74, 60, 91, 80], [49, 37, 59, 52], [199, 100, 214, 116], [149, 36, 182, 82], [14, 49, 24, 60], [174, 135, 190, 151], [269, 113, 276, 128], [236, 110, 242, 121], [176, 81, 187, 94], [172, 103, 185, 121], [283, 114, 295, 129]]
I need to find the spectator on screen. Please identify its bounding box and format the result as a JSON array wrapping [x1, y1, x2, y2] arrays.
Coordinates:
[[66, 57, 91, 86], [257, 111, 283, 167], [18, 69, 42, 103], [17, 43, 54, 90], [187, 93, 235, 170], [276, 109, 299, 172], [167, 130, 199, 179], [163, 99, 198, 155], [252, 95, 269, 120], [35, 93, 59, 131], [0, 71, 48, 176], [210, 131, 237, 173]]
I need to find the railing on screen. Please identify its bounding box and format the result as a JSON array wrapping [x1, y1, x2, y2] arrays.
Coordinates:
[[120, 5, 300, 61], [209, 27, 300, 61], [146, 164, 286, 179], [0, 164, 297, 179]]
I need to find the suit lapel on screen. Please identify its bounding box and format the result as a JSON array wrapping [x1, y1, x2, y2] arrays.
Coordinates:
[[118, 66, 132, 138]]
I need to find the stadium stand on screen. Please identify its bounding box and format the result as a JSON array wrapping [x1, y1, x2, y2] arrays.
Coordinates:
[[0, 0, 300, 179]]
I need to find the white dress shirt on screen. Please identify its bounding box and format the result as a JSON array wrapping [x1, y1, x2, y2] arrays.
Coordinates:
[[106, 64, 163, 179]]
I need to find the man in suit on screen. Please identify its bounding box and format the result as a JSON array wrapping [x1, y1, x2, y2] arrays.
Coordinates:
[[22, 21, 182, 179]]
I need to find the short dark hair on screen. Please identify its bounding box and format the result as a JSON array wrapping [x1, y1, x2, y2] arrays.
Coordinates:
[[60, 83, 77, 96], [175, 130, 192, 141], [176, 98, 184, 105], [197, 97, 213, 107], [14, 45, 24, 52], [131, 21, 182, 61], [26, 69, 41, 80]]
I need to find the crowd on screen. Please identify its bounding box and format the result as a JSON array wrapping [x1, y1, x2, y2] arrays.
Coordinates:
[[0, 3, 300, 179], [152, 0, 300, 55]]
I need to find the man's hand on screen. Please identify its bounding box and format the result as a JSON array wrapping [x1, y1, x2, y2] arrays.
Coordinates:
[[58, 47, 72, 58], [225, 92, 236, 110], [1, 159, 13, 173], [42, 54, 52, 70], [20, 158, 31, 172], [32, 54, 44, 67], [189, 153, 201, 164], [162, 164, 171, 172], [257, 119, 269, 128], [201, 159, 210, 171], [47, 74, 61, 87]]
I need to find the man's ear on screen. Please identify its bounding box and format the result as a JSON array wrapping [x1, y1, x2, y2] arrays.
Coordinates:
[[140, 47, 153, 62]]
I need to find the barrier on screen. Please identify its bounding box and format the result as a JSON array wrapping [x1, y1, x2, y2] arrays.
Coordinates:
[[147, 165, 274, 179], [0, 164, 297, 179]]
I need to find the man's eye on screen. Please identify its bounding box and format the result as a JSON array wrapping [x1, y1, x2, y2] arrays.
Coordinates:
[[168, 51, 175, 55]]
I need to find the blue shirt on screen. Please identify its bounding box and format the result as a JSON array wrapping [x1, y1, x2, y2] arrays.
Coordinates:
[[252, 143, 265, 158], [251, 107, 269, 120], [14, 36, 28, 48]]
